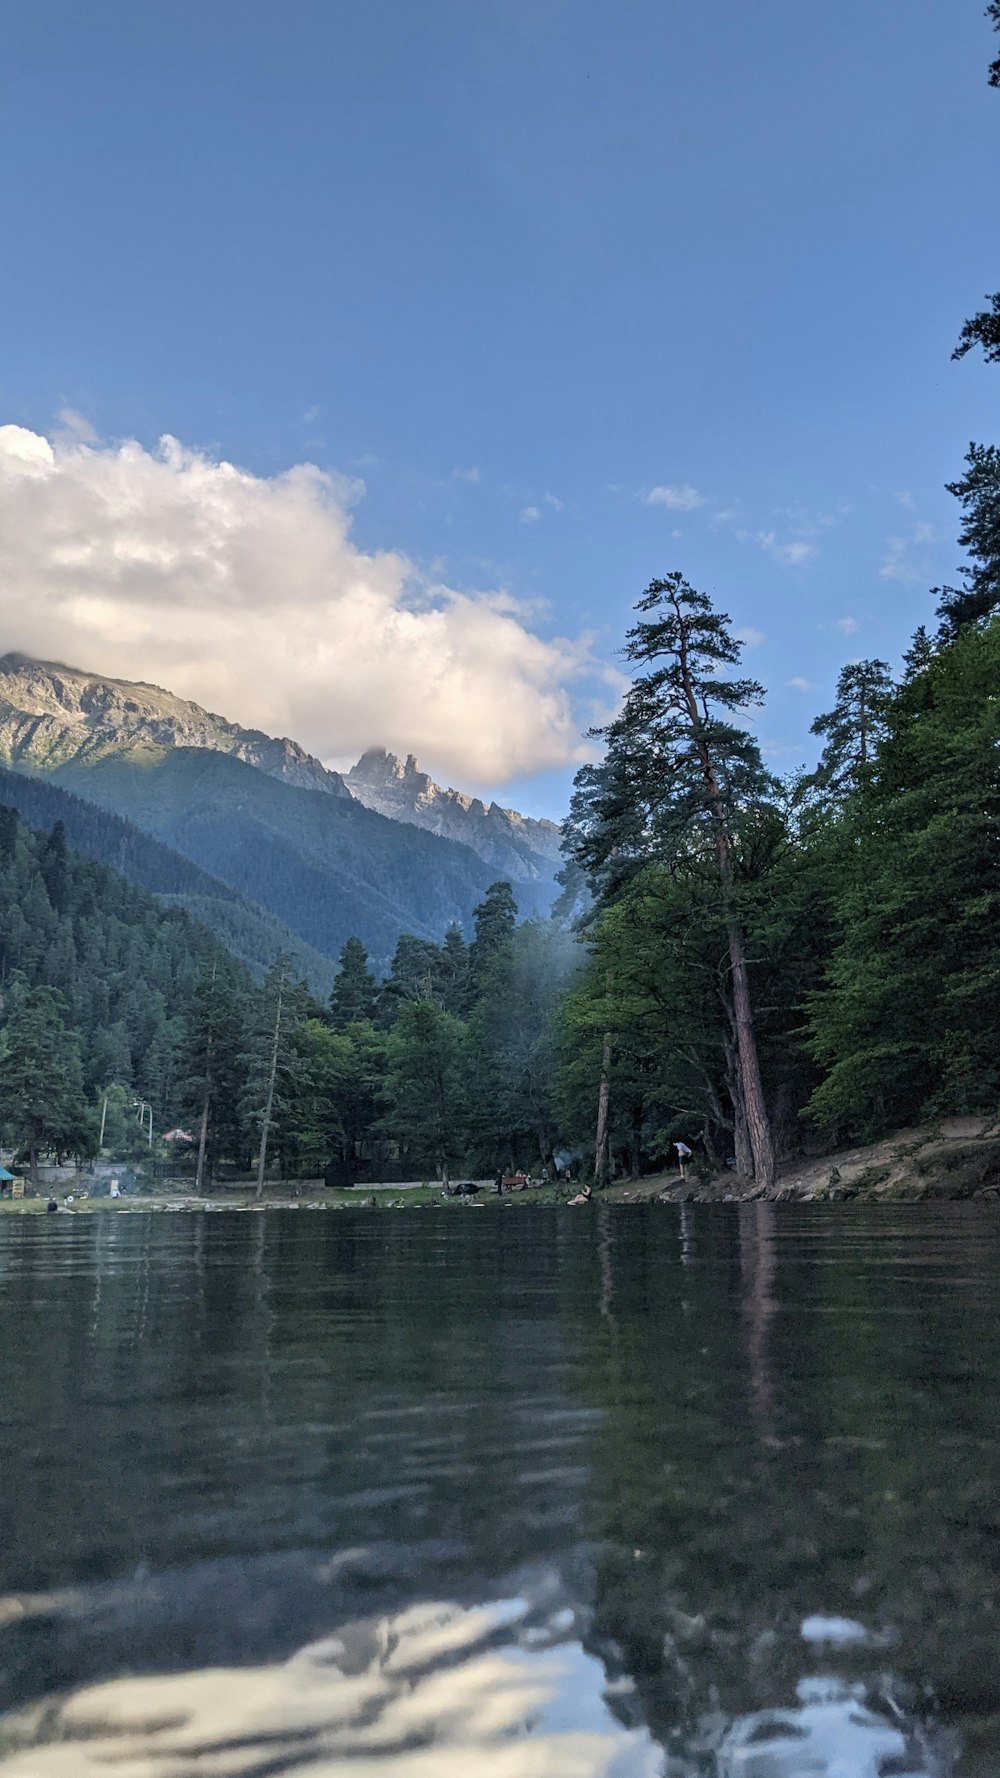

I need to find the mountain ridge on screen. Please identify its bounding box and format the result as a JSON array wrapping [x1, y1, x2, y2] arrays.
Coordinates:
[[347, 746, 562, 885], [0, 652, 349, 797]]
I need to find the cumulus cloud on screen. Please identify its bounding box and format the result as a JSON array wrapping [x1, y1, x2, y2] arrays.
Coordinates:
[[786, 676, 812, 691], [643, 483, 705, 510], [0, 423, 597, 784]]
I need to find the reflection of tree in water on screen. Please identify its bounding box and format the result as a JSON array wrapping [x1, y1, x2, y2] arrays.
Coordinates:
[[568, 1206, 1000, 1773]]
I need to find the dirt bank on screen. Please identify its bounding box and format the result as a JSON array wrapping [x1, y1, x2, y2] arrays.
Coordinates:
[[625, 1116, 1000, 1205]]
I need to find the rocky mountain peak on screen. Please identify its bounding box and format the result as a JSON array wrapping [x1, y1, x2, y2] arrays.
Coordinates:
[[345, 747, 563, 884]]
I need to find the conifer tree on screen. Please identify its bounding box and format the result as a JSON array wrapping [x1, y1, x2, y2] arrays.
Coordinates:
[[566, 574, 778, 1187], [0, 983, 95, 1179], [180, 961, 246, 1189], [383, 998, 467, 1186], [329, 936, 378, 1028], [799, 660, 894, 804]]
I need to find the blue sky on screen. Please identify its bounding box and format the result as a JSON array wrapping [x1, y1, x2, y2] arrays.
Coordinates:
[[1, 0, 997, 817]]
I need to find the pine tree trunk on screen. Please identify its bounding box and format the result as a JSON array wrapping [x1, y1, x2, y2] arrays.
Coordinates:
[[593, 1033, 611, 1186], [679, 647, 776, 1193], [255, 979, 283, 1200], [195, 1094, 209, 1194], [726, 915, 776, 1190], [724, 1035, 753, 1182]]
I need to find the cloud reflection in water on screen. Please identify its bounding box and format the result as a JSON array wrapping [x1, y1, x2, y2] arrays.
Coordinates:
[[0, 1599, 661, 1778]]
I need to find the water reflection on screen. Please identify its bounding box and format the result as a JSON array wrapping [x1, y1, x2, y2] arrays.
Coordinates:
[[1, 1599, 660, 1777], [2, 1207, 1000, 1773]]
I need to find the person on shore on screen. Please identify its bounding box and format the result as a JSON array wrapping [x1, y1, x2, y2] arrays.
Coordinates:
[[46, 1198, 58, 1213], [568, 1184, 593, 1205]]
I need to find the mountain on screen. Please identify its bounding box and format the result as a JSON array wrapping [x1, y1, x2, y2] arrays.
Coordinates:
[[346, 748, 563, 888], [0, 655, 558, 966], [0, 653, 349, 797], [45, 748, 541, 967], [0, 766, 337, 991]]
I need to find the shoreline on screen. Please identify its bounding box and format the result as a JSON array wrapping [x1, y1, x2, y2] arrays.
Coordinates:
[[4, 1117, 1000, 1215]]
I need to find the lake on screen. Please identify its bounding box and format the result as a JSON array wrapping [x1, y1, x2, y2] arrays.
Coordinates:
[[1, 1203, 999, 1776]]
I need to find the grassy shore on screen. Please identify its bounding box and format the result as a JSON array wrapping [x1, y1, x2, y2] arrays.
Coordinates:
[[4, 1117, 1000, 1214]]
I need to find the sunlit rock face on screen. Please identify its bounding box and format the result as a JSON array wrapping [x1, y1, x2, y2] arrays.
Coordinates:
[[0, 654, 349, 796], [347, 748, 563, 886]]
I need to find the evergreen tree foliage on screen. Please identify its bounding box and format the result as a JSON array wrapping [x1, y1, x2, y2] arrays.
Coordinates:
[[0, 801, 243, 1135], [469, 882, 517, 971], [565, 575, 779, 1187], [180, 961, 248, 1188], [807, 622, 1000, 1135], [383, 998, 468, 1184], [799, 660, 894, 804], [465, 919, 577, 1170], [0, 983, 95, 1176], [329, 936, 379, 1028]]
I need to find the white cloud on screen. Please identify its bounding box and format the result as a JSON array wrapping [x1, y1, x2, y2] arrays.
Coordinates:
[[786, 676, 812, 691], [753, 531, 816, 567], [879, 538, 923, 583], [644, 483, 705, 510], [452, 466, 480, 483], [520, 505, 541, 524], [736, 626, 765, 647], [543, 491, 564, 510], [835, 615, 859, 634], [913, 521, 937, 544], [0, 423, 597, 783]]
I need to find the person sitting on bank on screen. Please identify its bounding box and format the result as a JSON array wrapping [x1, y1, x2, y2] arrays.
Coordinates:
[[568, 1183, 593, 1205]]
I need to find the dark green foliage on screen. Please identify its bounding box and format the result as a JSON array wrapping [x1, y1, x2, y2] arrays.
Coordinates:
[[807, 623, 1000, 1135], [935, 445, 1000, 636], [799, 660, 894, 805], [0, 803, 240, 1125], [179, 960, 249, 1183], [382, 998, 468, 1183], [468, 881, 517, 997], [0, 983, 95, 1175], [0, 765, 334, 990], [465, 918, 578, 1171], [329, 937, 379, 1029]]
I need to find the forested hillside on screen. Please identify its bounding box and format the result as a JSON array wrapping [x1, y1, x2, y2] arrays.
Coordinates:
[[0, 804, 248, 1168], [0, 766, 336, 990]]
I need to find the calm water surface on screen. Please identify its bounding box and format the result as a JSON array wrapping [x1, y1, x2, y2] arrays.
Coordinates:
[[2, 1204, 1000, 1776]]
